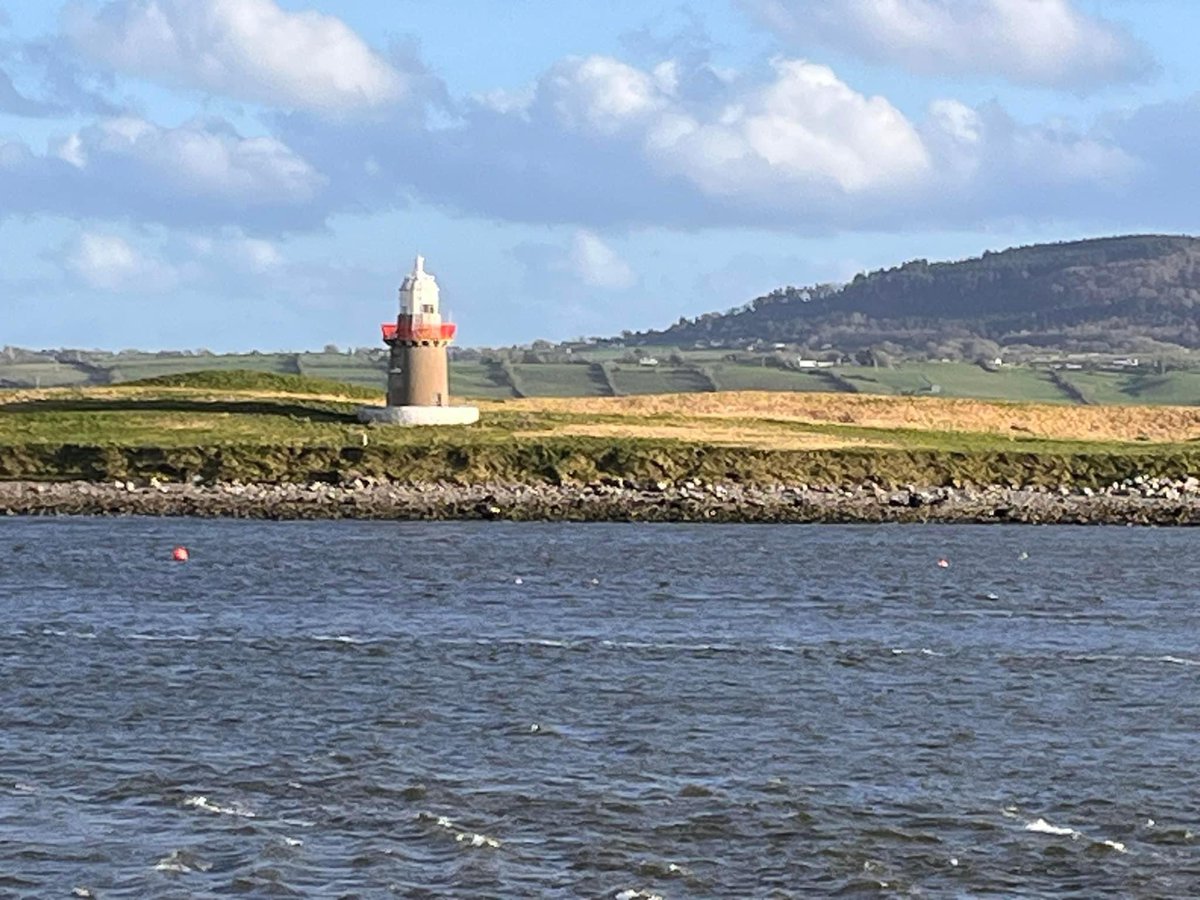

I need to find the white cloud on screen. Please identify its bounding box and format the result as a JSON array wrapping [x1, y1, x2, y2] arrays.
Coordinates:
[[188, 233, 283, 272], [548, 56, 667, 135], [277, 49, 1160, 233], [301, 53, 939, 230], [78, 116, 322, 203], [569, 231, 636, 289], [55, 132, 87, 168], [61, 228, 299, 297], [1, 116, 326, 230], [644, 58, 930, 196], [512, 230, 637, 303], [67, 232, 178, 291], [741, 0, 1152, 90], [66, 0, 407, 112], [234, 237, 283, 273]]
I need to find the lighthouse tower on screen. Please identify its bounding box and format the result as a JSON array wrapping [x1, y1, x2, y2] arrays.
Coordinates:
[[358, 255, 479, 426], [387, 254, 453, 406]]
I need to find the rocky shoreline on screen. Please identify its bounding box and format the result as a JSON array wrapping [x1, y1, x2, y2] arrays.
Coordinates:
[[3, 476, 1200, 524]]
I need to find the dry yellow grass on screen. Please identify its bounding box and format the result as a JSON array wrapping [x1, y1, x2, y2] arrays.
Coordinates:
[[522, 422, 876, 450], [490, 391, 1200, 443]]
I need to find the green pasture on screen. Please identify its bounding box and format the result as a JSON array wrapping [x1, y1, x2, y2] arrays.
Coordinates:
[[6, 349, 1200, 406]]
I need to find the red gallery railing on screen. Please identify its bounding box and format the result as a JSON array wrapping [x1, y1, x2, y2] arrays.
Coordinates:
[[381, 321, 457, 342]]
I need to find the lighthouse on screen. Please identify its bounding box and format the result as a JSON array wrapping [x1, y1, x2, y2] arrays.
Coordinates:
[[358, 255, 480, 426]]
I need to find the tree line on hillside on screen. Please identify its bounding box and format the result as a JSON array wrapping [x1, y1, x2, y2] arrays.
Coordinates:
[[628, 235, 1200, 358]]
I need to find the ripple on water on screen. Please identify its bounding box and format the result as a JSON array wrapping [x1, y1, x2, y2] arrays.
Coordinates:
[[3, 520, 1200, 895]]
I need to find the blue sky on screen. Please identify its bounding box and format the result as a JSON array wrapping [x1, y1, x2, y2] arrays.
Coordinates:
[[1, 0, 1199, 350]]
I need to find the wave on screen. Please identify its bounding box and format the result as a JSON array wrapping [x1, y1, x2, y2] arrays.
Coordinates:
[[1059, 653, 1200, 668], [183, 795, 256, 818], [1023, 817, 1127, 853], [153, 849, 212, 874], [419, 812, 501, 849]]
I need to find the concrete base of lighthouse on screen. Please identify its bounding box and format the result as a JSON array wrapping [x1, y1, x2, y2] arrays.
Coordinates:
[[357, 405, 480, 427]]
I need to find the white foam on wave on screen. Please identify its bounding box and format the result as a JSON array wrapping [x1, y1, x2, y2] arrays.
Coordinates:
[[310, 634, 367, 644], [457, 832, 501, 848], [40, 628, 98, 640], [422, 812, 502, 849], [890, 648, 943, 657], [129, 633, 203, 643], [1023, 818, 1128, 853], [1157, 655, 1200, 667], [615, 890, 665, 900], [183, 795, 256, 818], [1026, 818, 1080, 837], [153, 850, 212, 874], [600, 639, 738, 653]]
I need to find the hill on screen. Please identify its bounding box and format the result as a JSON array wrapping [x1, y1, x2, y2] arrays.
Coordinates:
[[633, 235, 1200, 358]]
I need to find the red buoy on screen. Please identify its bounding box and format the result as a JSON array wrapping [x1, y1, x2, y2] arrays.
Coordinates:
[[172, 546, 190, 562]]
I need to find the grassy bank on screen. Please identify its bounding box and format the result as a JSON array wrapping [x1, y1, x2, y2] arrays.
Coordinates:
[[0, 372, 1195, 488]]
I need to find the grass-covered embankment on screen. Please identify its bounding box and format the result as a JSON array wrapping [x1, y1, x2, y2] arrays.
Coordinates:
[[1, 371, 1199, 488]]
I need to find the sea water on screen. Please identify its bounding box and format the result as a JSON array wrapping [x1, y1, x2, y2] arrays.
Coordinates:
[[2, 519, 1199, 897]]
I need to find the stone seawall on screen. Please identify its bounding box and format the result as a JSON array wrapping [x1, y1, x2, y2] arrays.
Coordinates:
[[3, 477, 1200, 525]]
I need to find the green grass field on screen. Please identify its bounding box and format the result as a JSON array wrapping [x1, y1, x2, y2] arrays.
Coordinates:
[[840, 363, 1071, 403], [450, 362, 513, 399], [1021, 369, 1200, 406], [609, 366, 711, 395], [5, 350, 1200, 406], [510, 363, 606, 397], [711, 365, 831, 392]]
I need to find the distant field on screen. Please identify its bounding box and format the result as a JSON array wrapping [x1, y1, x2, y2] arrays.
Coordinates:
[[609, 365, 710, 395], [2, 350, 1199, 406], [0, 363, 90, 388], [711, 365, 831, 393], [1067, 370, 1200, 406], [840, 363, 1070, 403], [450, 362, 513, 399], [511, 363, 604, 397]]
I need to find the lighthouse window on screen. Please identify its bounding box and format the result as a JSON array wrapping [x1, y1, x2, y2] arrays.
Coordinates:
[[421, 304, 435, 314]]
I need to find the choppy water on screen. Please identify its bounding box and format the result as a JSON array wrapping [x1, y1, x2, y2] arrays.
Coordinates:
[[2, 520, 1200, 897]]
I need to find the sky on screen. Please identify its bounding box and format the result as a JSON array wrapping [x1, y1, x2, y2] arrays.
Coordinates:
[[2, 0, 1199, 351]]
